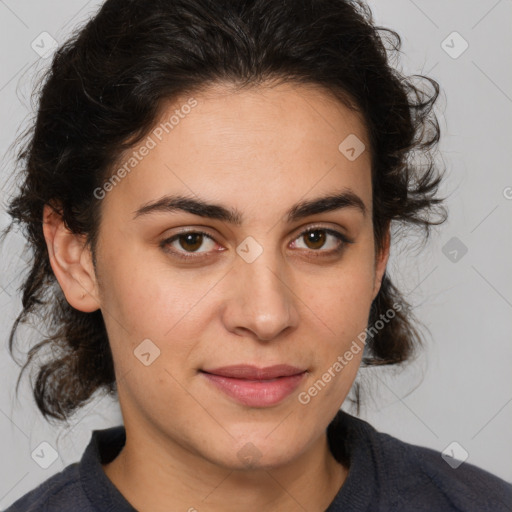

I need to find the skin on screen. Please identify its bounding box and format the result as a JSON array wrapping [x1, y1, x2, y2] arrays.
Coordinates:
[[42, 81, 390, 512]]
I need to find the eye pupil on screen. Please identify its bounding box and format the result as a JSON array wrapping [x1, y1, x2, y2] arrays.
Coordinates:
[[304, 230, 326, 250], [180, 233, 203, 252]]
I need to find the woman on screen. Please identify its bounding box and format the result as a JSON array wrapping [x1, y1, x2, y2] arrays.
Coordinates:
[[3, 0, 511, 510]]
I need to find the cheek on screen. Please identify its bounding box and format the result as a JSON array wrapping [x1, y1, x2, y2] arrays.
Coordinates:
[[315, 260, 376, 331], [97, 241, 192, 332], [302, 252, 376, 374]]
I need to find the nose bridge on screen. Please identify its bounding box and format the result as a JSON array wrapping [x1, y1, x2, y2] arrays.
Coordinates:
[[224, 238, 298, 340]]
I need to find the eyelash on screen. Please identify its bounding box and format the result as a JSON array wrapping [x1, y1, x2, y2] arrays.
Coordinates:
[[160, 226, 352, 261]]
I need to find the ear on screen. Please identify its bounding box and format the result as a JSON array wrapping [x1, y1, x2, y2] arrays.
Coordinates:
[[372, 222, 391, 301], [42, 203, 100, 312]]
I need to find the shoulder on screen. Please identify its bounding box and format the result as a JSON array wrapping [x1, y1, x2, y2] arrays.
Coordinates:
[[328, 411, 512, 511], [3, 425, 127, 512], [375, 428, 512, 511], [3, 463, 91, 512]]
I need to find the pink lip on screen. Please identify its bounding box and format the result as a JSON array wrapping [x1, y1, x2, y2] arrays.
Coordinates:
[[200, 365, 307, 407]]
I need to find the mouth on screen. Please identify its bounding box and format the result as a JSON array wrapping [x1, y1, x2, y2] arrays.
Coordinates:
[[199, 364, 307, 407]]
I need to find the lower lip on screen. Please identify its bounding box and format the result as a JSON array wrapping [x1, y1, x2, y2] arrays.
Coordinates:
[[200, 371, 306, 407]]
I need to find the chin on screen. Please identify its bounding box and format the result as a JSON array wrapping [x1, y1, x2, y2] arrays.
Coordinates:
[[207, 432, 306, 472]]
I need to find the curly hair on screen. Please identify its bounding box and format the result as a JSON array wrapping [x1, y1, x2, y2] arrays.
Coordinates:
[[2, 0, 446, 423]]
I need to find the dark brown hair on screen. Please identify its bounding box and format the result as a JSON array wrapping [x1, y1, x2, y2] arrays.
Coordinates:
[[3, 0, 446, 423]]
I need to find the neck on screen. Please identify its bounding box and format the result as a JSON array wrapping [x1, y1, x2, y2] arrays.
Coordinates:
[[102, 426, 348, 512]]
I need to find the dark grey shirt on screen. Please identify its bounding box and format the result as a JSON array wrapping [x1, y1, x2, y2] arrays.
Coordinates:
[[5, 409, 512, 511]]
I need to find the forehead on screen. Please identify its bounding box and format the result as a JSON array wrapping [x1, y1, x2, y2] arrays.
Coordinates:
[[101, 81, 372, 221]]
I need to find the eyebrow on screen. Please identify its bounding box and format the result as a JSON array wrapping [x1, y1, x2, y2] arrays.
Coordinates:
[[132, 189, 367, 224]]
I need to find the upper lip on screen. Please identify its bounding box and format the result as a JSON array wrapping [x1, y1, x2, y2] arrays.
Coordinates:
[[201, 364, 306, 380]]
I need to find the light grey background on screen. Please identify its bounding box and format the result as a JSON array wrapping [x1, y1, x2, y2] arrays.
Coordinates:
[[1, 0, 511, 508]]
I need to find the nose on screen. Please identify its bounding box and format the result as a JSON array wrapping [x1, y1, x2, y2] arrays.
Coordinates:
[[221, 248, 300, 342]]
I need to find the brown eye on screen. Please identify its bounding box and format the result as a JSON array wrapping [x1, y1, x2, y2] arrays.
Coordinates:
[[177, 232, 204, 252], [291, 227, 350, 255], [160, 230, 220, 260], [303, 230, 326, 250]]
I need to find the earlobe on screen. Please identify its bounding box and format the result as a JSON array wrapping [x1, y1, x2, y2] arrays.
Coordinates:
[[372, 224, 391, 300], [42, 203, 100, 313]]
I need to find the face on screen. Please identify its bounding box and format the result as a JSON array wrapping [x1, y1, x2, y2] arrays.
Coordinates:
[[51, 81, 389, 471]]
